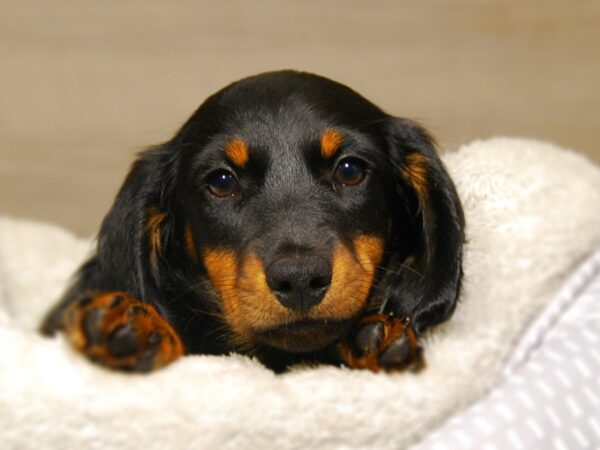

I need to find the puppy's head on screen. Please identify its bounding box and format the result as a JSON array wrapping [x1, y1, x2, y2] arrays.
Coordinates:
[[98, 71, 463, 354]]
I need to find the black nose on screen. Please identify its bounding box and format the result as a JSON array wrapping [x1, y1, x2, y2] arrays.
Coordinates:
[[266, 254, 332, 313]]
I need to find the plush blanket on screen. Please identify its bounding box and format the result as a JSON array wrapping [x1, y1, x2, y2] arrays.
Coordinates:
[[1, 138, 599, 450], [414, 249, 600, 448]]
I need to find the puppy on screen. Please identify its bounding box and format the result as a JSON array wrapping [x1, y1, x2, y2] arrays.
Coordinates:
[[41, 71, 464, 373]]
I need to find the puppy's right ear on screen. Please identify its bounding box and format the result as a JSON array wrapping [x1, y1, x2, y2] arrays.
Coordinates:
[[40, 144, 180, 336], [95, 144, 179, 300]]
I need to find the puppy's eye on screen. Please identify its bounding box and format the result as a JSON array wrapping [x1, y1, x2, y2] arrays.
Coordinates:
[[333, 158, 367, 187], [207, 170, 238, 197]]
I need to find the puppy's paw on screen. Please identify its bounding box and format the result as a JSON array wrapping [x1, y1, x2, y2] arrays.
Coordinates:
[[338, 313, 424, 373], [61, 292, 184, 372]]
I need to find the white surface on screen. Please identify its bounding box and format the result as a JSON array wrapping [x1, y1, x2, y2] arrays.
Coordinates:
[[1, 138, 600, 450]]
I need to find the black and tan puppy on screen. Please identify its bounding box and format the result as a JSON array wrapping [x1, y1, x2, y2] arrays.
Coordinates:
[[41, 71, 464, 373]]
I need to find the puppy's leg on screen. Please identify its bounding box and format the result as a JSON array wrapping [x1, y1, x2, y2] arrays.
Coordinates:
[[337, 313, 424, 373], [45, 292, 184, 372]]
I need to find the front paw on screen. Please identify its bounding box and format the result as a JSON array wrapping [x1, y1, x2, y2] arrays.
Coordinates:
[[61, 292, 184, 372], [338, 313, 424, 373]]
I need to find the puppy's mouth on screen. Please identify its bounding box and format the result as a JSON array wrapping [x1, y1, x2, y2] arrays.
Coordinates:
[[253, 318, 353, 353]]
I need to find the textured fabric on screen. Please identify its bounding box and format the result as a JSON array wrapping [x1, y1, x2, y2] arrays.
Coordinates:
[[412, 249, 600, 449], [1, 138, 600, 450]]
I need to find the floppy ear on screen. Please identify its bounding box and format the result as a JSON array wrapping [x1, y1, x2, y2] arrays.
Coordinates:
[[40, 144, 181, 335], [382, 118, 465, 334], [95, 144, 180, 301]]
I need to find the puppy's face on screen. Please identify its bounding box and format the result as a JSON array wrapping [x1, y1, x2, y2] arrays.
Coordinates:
[[176, 73, 397, 352]]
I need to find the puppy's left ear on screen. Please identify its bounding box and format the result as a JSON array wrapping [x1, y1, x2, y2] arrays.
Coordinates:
[[383, 118, 465, 334]]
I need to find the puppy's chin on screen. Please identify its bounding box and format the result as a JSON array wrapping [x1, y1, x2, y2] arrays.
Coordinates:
[[252, 319, 353, 353]]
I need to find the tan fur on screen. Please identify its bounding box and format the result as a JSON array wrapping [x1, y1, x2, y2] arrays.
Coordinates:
[[311, 235, 384, 319], [402, 153, 429, 199], [202, 248, 247, 339], [184, 223, 198, 264], [224, 138, 250, 168], [147, 208, 167, 275], [320, 129, 343, 159], [236, 252, 288, 333]]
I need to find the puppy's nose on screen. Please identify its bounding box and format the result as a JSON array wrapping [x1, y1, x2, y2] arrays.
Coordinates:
[[266, 255, 332, 313]]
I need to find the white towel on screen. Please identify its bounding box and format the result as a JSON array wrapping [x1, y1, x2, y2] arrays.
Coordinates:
[[1, 138, 599, 450]]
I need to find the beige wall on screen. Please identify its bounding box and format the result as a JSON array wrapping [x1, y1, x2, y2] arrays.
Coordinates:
[[1, 0, 599, 236]]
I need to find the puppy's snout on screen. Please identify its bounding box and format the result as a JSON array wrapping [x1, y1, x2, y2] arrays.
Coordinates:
[[266, 254, 332, 313]]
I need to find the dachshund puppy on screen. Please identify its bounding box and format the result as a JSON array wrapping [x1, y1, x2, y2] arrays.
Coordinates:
[[41, 71, 464, 373]]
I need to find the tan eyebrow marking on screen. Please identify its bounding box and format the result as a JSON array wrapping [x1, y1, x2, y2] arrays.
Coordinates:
[[320, 129, 343, 159], [224, 138, 250, 168]]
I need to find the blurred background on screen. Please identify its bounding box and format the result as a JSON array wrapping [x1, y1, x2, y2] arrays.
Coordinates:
[[1, 0, 599, 236]]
